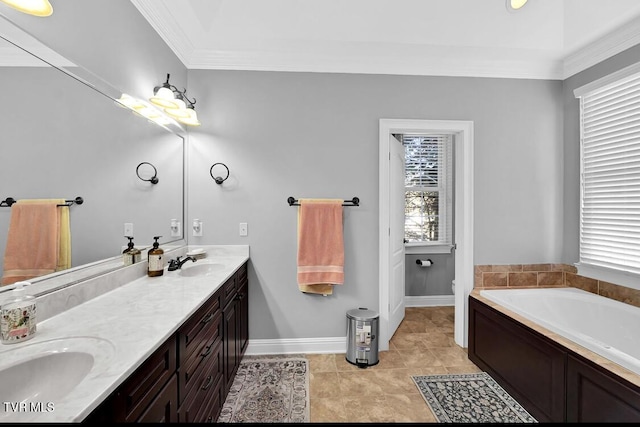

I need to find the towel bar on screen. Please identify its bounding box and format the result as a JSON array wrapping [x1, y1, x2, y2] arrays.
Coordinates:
[[1, 197, 84, 207], [287, 196, 359, 206]]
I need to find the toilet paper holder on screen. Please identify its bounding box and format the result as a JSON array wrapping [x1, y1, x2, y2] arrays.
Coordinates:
[[416, 259, 433, 267]]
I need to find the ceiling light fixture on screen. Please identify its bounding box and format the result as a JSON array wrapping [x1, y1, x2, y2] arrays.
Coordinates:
[[507, 0, 528, 11], [0, 0, 53, 16], [150, 74, 201, 126]]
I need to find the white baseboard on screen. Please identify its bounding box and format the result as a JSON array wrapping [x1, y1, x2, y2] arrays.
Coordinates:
[[245, 296, 453, 356], [405, 295, 454, 307], [245, 336, 347, 356]]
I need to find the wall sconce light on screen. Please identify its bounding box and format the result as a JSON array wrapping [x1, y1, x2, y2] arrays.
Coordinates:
[[506, 0, 528, 11], [150, 74, 201, 126], [0, 0, 53, 16], [116, 94, 173, 127]]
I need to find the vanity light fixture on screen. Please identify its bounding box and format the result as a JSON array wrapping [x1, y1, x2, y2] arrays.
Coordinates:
[[506, 0, 528, 11], [0, 0, 52, 16], [150, 74, 201, 126]]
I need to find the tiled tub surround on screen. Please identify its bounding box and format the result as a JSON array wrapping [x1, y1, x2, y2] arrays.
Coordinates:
[[474, 263, 640, 308], [0, 245, 249, 422]]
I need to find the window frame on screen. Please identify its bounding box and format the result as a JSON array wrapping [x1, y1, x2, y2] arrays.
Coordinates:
[[402, 134, 453, 254], [574, 61, 640, 290]]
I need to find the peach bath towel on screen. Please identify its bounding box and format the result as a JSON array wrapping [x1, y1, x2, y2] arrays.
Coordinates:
[[1, 199, 69, 285], [297, 199, 344, 295]]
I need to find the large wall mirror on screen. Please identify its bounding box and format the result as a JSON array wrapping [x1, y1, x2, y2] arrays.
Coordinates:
[[0, 16, 185, 294]]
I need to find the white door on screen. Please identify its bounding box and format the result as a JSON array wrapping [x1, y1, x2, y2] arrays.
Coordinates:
[[388, 134, 406, 339]]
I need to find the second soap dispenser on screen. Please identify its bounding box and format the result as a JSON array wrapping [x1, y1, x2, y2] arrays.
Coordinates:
[[123, 236, 141, 266], [147, 236, 164, 277]]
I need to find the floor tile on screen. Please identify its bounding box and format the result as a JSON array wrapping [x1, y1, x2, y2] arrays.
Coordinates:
[[306, 306, 479, 422]]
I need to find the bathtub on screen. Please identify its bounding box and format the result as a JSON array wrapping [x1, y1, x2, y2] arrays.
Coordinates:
[[479, 287, 640, 376]]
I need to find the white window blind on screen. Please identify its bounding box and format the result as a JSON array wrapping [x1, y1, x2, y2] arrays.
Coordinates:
[[403, 134, 453, 245], [577, 69, 640, 277]]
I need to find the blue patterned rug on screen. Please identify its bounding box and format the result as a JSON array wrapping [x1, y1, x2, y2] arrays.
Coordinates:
[[412, 372, 537, 423]]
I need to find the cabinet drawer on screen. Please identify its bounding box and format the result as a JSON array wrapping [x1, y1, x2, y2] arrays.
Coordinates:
[[179, 309, 222, 403], [136, 374, 178, 423], [114, 335, 177, 422], [237, 262, 248, 287], [179, 292, 221, 362], [222, 275, 237, 308], [178, 340, 224, 423]]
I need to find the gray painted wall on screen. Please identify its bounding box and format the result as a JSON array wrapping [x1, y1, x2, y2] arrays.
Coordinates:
[[562, 44, 640, 263], [405, 254, 455, 296], [186, 70, 563, 340]]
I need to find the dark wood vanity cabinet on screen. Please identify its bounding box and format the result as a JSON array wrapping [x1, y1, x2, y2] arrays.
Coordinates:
[[469, 295, 640, 423], [223, 262, 249, 396], [84, 261, 249, 423]]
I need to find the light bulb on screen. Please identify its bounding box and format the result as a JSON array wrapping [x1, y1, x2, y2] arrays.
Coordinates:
[[0, 0, 53, 17], [150, 86, 179, 109], [508, 0, 528, 10]]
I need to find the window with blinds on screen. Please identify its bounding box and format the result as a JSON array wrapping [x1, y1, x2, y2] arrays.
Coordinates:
[[402, 134, 453, 245], [576, 67, 640, 278]]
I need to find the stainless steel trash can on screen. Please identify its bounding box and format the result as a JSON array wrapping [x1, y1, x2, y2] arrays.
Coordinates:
[[346, 307, 379, 368]]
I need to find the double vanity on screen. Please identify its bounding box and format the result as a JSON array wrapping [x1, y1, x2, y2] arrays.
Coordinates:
[[0, 245, 249, 423]]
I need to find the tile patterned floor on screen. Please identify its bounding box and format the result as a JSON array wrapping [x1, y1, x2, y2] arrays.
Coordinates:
[[307, 306, 482, 423]]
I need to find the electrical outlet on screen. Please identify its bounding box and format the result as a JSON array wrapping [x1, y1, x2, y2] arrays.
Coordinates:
[[193, 219, 203, 237], [239, 222, 248, 236], [170, 219, 181, 237], [124, 222, 133, 237]]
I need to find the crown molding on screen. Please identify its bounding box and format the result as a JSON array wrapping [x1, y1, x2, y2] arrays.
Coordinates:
[[132, 0, 640, 81], [563, 17, 640, 79], [130, 0, 195, 67], [185, 47, 564, 80]]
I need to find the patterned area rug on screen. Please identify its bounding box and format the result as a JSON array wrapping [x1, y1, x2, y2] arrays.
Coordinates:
[[412, 372, 537, 423], [217, 357, 309, 423]]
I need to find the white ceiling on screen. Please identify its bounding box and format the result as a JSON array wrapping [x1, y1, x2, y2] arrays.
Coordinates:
[[131, 0, 640, 80]]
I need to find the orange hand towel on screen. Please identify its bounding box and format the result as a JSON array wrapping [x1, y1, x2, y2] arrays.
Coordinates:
[[297, 199, 344, 295], [1, 200, 61, 285]]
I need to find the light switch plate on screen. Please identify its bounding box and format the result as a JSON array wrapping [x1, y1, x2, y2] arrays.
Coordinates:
[[124, 222, 133, 237], [239, 222, 248, 236]]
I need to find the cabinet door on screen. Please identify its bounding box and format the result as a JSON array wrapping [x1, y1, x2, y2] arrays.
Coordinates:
[[137, 374, 178, 423], [114, 336, 177, 422], [223, 298, 239, 395], [238, 281, 249, 357], [567, 355, 640, 422], [468, 297, 566, 422]]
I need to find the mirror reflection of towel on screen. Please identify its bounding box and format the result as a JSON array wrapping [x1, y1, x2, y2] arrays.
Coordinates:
[[297, 199, 344, 295], [1, 199, 70, 285]]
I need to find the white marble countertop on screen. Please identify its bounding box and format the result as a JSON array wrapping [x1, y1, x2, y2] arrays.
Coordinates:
[[0, 245, 249, 423]]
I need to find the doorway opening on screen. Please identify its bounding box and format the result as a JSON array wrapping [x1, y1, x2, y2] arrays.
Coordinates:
[[378, 119, 474, 350]]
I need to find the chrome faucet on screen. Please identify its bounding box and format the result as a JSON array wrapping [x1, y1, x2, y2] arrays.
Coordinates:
[[168, 256, 197, 271]]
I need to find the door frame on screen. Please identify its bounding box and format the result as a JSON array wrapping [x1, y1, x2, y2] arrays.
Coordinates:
[[378, 119, 474, 349]]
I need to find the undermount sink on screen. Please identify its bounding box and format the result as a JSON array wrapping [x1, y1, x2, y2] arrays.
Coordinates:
[[178, 262, 226, 277], [0, 336, 115, 411]]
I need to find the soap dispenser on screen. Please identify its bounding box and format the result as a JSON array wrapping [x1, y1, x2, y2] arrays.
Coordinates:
[[147, 236, 165, 277], [123, 236, 142, 266], [1, 281, 37, 344]]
